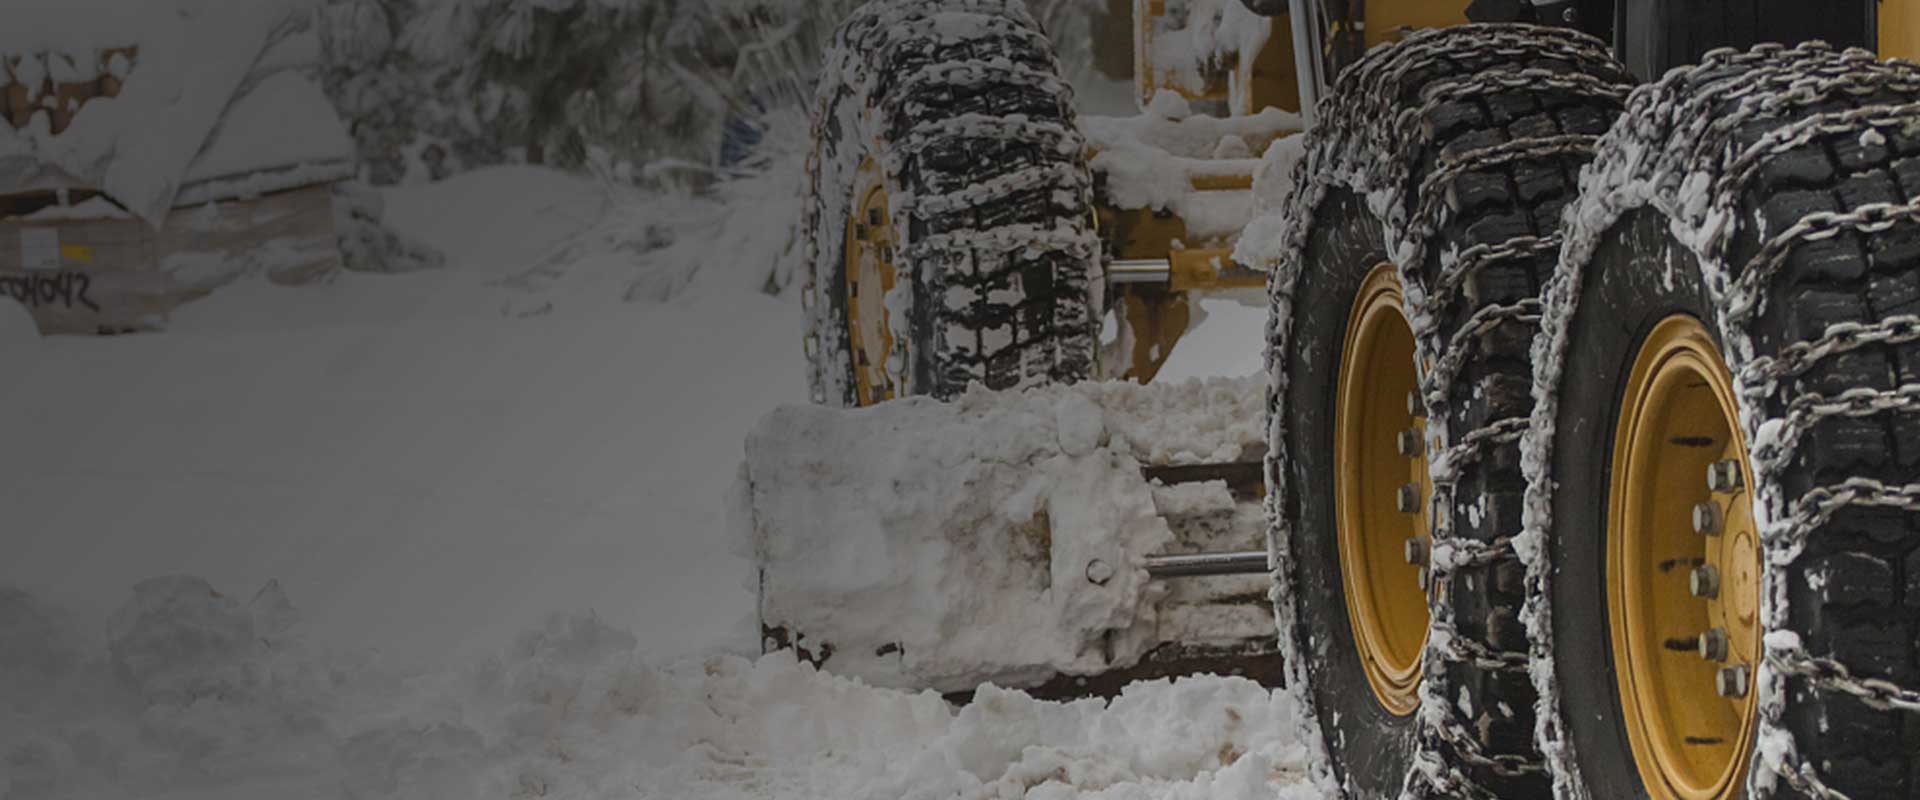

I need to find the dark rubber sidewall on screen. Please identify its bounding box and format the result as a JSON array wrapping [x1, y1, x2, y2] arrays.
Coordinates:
[[1549, 206, 1729, 798], [1285, 188, 1420, 796]]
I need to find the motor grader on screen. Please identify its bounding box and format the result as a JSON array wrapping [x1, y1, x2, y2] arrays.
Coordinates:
[[742, 0, 1920, 797]]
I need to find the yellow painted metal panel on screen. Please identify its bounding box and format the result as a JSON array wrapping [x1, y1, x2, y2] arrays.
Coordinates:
[[1364, 0, 1472, 49], [1884, 0, 1920, 61]]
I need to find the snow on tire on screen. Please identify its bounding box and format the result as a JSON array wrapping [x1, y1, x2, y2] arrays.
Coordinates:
[[799, 0, 1100, 407], [1249, 24, 1632, 799], [1526, 43, 1920, 799]]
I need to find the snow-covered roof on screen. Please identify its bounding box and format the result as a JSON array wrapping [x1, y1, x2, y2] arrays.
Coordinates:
[[0, 0, 350, 226]]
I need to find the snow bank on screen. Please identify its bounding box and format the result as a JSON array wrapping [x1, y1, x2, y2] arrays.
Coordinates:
[[0, 297, 37, 345], [743, 376, 1264, 692], [0, 579, 1326, 800]]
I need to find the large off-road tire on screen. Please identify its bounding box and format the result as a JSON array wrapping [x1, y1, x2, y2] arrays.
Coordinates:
[[1254, 24, 1632, 799], [799, 0, 1101, 407], [1526, 43, 1920, 799]]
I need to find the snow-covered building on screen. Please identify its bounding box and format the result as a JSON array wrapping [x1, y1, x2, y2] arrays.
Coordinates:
[[0, 0, 352, 334]]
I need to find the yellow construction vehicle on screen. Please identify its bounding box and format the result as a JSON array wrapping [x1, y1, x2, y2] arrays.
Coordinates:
[[754, 1, 1920, 797]]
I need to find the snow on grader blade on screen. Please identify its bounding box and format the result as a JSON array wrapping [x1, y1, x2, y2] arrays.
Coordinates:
[[740, 377, 1276, 698]]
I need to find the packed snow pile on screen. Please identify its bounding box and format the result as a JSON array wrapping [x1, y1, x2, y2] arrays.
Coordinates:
[[1084, 97, 1301, 242], [0, 297, 36, 345], [742, 375, 1264, 693], [0, 577, 1325, 800]]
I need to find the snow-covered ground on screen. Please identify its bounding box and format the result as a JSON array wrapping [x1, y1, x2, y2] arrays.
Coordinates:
[[0, 162, 1289, 798]]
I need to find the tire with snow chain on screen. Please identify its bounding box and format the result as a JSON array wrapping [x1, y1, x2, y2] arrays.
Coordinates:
[[798, 0, 1100, 408], [1255, 24, 1631, 799], [1526, 43, 1920, 800]]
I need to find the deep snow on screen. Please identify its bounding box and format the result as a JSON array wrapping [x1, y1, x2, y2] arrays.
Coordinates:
[[0, 156, 1292, 798]]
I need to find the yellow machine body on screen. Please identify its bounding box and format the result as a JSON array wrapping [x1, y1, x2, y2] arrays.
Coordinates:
[[1107, 0, 1470, 382], [1885, 0, 1920, 61]]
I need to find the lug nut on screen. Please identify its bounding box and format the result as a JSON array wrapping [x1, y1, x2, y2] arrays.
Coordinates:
[[1397, 429, 1424, 457], [1698, 628, 1729, 662], [1417, 567, 1432, 591], [1405, 537, 1429, 566], [1396, 483, 1422, 513], [1707, 460, 1744, 493], [1690, 565, 1721, 599], [1716, 664, 1751, 698], [1691, 502, 1723, 535], [1407, 390, 1424, 416]]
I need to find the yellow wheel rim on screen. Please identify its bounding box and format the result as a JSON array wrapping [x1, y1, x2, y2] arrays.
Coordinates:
[[1334, 263, 1432, 716], [1609, 315, 1761, 800], [845, 158, 899, 406]]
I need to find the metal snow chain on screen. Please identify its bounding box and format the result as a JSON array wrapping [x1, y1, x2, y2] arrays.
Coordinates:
[[895, 58, 1070, 101], [1626, 54, 1908, 211], [879, 11, 1043, 50], [1684, 64, 1916, 170], [1751, 385, 1920, 477], [1433, 628, 1531, 672], [909, 162, 1088, 216], [1427, 236, 1561, 315], [1426, 708, 1545, 775], [1410, 135, 1601, 241], [1388, 73, 1624, 172], [1772, 648, 1920, 712], [1718, 100, 1920, 211], [1408, 747, 1512, 800], [1772, 759, 1851, 800], [1420, 301, 1543, 406], [895, 116, 1082, 160], [1417, 69, 1631, 114], [908, 223, 1098, 261], [1376, 34, 1615, 101], [1727, 198, 1920, 327], [1741, 315, 1920, 391], [1769, 477, 1920, 550], [1427, 418, 1530, 485], [1406, 748, 1508, 800], [1433, 536, 1520, 571]]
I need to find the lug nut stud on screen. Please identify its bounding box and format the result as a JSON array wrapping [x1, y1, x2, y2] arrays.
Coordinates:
[[1690, 565, 1721, 599], [1405, 537, 1429, 566], [1417, 567, 1431, 591], [1396, 483, 1421, 513], [1707, 459, 1744, 493], [1691, 502, 1722, 535], [1716, 664, 1751, 698], [1698, 628, 1729, 662], [1397, 429, 1424, 457]]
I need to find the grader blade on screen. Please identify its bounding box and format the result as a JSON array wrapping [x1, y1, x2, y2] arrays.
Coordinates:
[[739, 376, 1279, 698]]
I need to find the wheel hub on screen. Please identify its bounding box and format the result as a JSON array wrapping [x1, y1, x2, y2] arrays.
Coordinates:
[[1334, 263, 1431, 717], [845, 158, 899, 406], [1609, 315, 1761, 800]]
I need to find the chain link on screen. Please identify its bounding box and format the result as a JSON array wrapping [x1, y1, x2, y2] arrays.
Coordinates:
[[1739, 314, 1920, 390], [1427, 235, 1562, 316], [1771, 648, 1920, 712]]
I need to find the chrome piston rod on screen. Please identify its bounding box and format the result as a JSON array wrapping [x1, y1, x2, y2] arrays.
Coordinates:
[[1144, 550, 1270, 578]]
